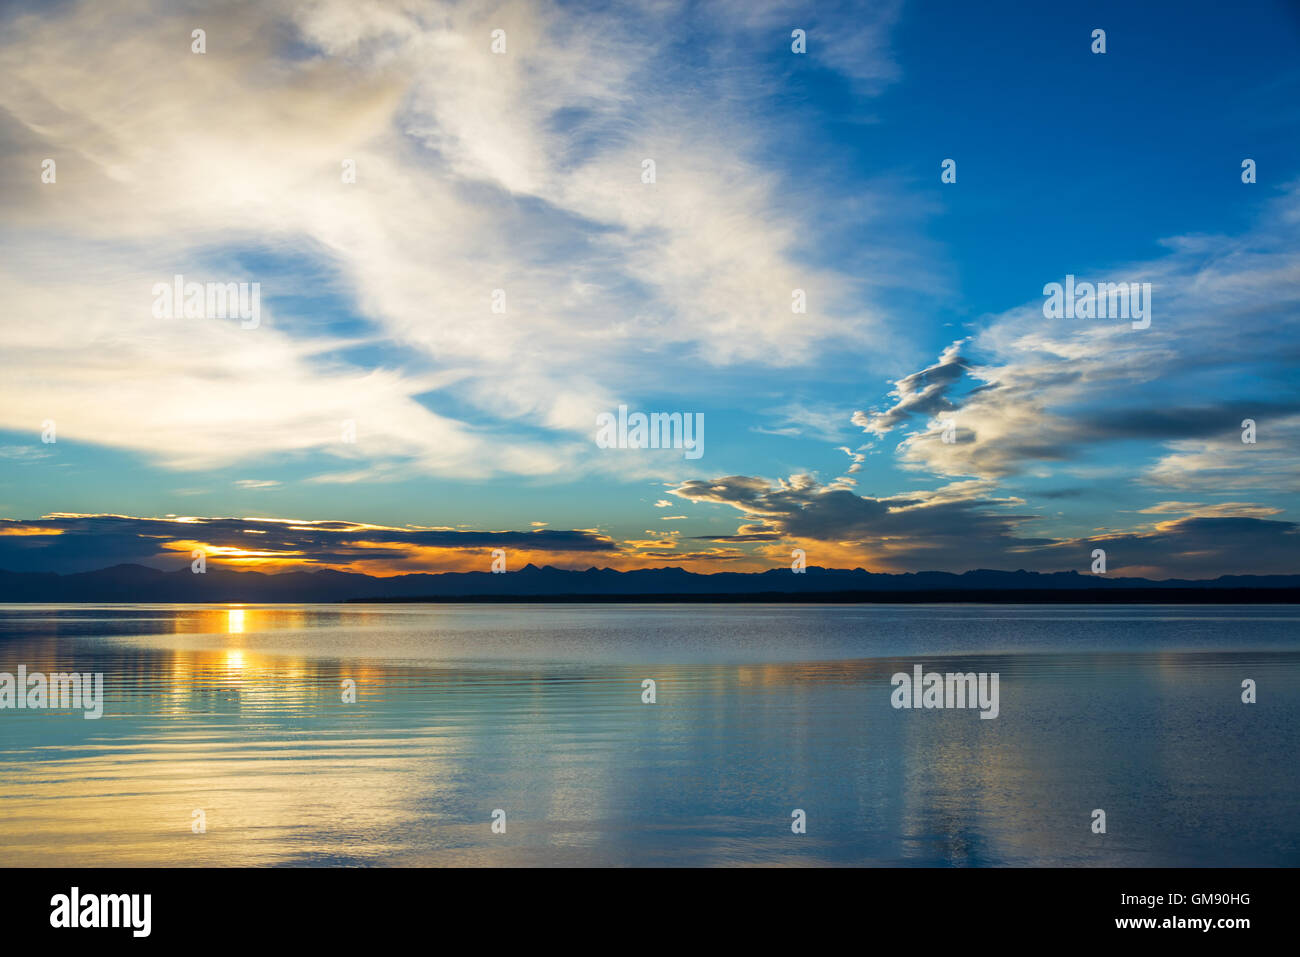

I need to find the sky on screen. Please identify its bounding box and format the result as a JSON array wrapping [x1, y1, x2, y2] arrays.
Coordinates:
[[0, 0, 1298, 579]]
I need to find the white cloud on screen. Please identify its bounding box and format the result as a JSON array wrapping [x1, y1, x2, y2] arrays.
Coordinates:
[[854, 189, 1300, 491], [0, 0, 901, 480]]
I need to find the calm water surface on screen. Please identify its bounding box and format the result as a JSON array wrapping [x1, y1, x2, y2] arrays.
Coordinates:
[[0, 603, 1296, 867]]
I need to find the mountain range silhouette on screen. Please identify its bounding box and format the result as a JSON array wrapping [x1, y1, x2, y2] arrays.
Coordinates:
[[1, 563, 1296, 602]]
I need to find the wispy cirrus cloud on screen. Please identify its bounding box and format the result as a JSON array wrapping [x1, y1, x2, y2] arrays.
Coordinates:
[[0, 0, 903, 483]]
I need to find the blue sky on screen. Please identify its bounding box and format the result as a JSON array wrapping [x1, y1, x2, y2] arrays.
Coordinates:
[[0, 0, 1297, 577]]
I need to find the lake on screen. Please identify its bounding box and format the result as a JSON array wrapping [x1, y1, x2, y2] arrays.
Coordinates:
[[1, 603, 1296, 866]]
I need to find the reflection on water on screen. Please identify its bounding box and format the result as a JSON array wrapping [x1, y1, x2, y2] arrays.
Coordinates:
[[0, 604, 1297, 866]]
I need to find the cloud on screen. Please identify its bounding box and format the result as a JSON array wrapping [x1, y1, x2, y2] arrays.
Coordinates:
[[1144, 415, 1300, 492], [1058, 515, 1300, 579], [852, 186, 1300, 490], [1138, 501, 1283, 519], [670, 473, 1299, 576], [756, 402, 856, 441], [852, 339, 969, 436], [0, 0, 903, 482], [0, 513, 620, 574]]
